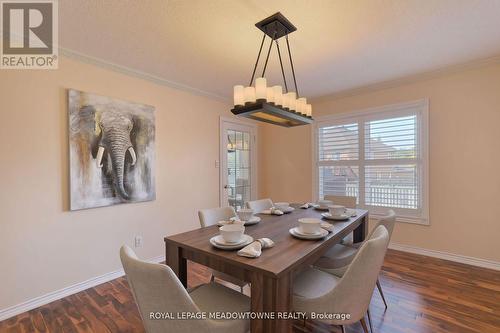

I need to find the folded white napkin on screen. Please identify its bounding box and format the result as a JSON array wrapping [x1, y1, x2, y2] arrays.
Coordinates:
[[320, 222, 334, 232], [237, 238, 275, 258], [261, 207, 284, 215], [300, 202, 314, 209], [346, 209, 357, 217], [217, 217, 244, 226]]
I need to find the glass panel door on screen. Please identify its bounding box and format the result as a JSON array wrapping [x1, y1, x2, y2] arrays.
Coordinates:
[[220, 120, 256, 210]]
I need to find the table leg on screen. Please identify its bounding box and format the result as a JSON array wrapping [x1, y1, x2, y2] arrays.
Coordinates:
[[353, 213, 369, 243], [165, 242, 187, 287], [251, 272, 292, 333]]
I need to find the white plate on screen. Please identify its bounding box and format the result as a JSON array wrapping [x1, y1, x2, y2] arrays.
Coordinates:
[[321, 212, 350, 221], [289, 227, 328, 240], [210, 234, 254, 250], [243, 216, 261, 225]]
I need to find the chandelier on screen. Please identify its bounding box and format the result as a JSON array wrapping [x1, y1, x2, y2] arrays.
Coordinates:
[[231, 12, 313, 127]]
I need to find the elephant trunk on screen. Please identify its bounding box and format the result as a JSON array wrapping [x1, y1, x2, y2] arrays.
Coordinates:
[[106, 130, 132, 200]]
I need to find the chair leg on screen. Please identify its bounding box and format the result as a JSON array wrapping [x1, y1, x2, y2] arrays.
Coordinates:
[[376, 278, 388, 309], [360, 317, 369, 333], [367, 309, 374, 333], [210, 274, 215, 282], [240, 285, 244, 293], [340, 325, 345, 333]]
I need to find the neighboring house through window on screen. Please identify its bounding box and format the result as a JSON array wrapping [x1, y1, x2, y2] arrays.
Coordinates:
[[314, 100, 429, 224]]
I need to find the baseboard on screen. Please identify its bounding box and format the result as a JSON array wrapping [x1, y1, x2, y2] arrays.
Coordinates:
[[389, 243, 500, 271], [3, 246, 499, 322], [0, 254, 165, 322]]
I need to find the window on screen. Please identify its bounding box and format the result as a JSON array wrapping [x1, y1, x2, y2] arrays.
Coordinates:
[[314, 100, 429, 224]]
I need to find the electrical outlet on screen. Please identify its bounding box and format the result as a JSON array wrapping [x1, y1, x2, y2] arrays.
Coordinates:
[[215, 160, 219, 168], [134, 235, 143, 248]]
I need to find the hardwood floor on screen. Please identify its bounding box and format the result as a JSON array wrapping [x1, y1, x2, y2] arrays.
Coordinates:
[[1, 249, 499, 333]]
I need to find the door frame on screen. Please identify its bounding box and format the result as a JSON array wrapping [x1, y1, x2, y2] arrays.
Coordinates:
[[219, 116, 258, 207]]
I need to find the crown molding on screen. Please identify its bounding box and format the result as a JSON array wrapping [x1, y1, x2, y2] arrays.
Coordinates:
[[59, 47, 231, 103], [312, 54, 500, 103], [59, 48, 500, 105]]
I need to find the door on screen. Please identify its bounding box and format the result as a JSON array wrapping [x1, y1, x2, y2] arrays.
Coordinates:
[[220, 117, 257, 210]]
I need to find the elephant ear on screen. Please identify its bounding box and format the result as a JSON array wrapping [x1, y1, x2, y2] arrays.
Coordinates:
[[75, 105, 101, 158], [129, 115, 140, 148]]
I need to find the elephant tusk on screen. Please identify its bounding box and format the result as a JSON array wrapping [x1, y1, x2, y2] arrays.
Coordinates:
[[128, 147, 137, 166], [96, 146, 105, 168]]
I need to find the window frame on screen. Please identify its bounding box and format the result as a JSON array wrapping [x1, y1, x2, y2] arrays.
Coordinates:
[[312, 99, 429, 225]]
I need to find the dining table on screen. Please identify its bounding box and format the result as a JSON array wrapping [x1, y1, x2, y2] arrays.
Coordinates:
[[164, 204, 369, 333]]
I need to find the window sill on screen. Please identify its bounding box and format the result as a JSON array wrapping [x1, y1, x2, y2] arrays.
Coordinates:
[[369, 213, 430, 226]]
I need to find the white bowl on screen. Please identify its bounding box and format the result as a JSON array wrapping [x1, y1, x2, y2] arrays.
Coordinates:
[[298, 218, 322, 235], [219, 224, 245, 243], [328, 205, 346, 217], [318, 200, 333, 208], [237, 208, 254, 221], [274, 202, 290, 211]]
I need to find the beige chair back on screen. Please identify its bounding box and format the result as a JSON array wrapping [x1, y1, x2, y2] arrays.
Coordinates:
[[334, 226, 389, 321], [120, 246, 209, 332], [198, 206, 237, 227], [300, 226, 389, 324], [246, 198, 274, 213], [373, 209, 396, 239], [323, 195, 357, 208]]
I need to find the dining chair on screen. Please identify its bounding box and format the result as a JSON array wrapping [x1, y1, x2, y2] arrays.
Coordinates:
[[324, 195, 357, 245], [246, 198, 274, 213], [120, 245, 250, 333], [198, 207, 248, 292], [315, 210, 396, 309], [293, 226, 390, 333], [323, 195, 357, 209]]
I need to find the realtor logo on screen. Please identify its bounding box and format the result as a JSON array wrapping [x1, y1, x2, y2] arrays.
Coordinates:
[[1, 0, 58, 69]]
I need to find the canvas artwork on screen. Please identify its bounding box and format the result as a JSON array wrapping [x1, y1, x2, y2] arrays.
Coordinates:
[[68, 89, 155, 210]]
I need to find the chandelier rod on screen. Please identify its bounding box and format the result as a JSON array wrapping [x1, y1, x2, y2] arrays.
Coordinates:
[[249, 33, 266, 86], [285, 34, 299, 97], [275, 38, 288, 93], [261, 30, 276, 78]]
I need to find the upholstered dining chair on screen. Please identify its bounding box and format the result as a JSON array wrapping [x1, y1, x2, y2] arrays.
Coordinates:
[[198, 206, 237, 228], [120, 246, 250, 333], [246, 198, 274, 213], [323, 195, 357, 209], [324, 195, 357, 245], [198, 207, 248, 292], [293, 226, 390, 333], [315, 210, 396, 309]]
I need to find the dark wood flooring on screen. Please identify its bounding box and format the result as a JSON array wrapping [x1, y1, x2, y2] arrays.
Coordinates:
[[1, 249, 499, 333]]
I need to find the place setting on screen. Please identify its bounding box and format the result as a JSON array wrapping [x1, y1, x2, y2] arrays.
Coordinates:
[[261, 202, 295, 215], [321, 204, 357, 221], [237, 208, 261, 225], [216, 208, 261, 226], [311, 199, 333, 211], [210, 224, 274, 257], [210, 224, 254, 250], [289, 218, 333, 240]]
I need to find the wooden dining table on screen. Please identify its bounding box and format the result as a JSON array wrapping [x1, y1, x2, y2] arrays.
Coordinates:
[[164, 205, 369, 333]]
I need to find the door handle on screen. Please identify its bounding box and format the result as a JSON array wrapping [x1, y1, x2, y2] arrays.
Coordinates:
[[224, 185, 230, 189]]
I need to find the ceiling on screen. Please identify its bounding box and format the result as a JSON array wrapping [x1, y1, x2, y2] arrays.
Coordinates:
[[60, 0, 500, 100]]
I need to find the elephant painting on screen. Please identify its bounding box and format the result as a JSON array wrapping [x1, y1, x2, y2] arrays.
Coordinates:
[[68, 89, 155, 210]]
